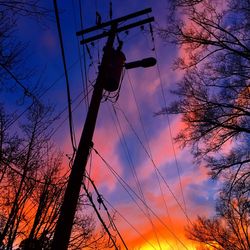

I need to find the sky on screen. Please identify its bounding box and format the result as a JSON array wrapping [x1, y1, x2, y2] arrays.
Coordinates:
[[3, 0, 221, 249]]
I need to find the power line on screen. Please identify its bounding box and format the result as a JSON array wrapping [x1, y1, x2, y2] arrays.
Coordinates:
[[4, 2, 84, 152], [4, 55, 88, 133], [103, 197, 158, 250], [117, 69, 182, 248], [111, 105, 163, 250], [113, 104, 192, 225], [46, 86, 93, 142], [71, 0, 90, 108], [126, 70, 152, 155], [148, 23, 188, 220], [109, 0, 113, 20], [53, 0, 77, 154], [82, 181, 120, 250], [79, 0, 90, 107], [92, 146, 189, 250], [125, 70, 176, 227], [0, 62, 41, 105], [85, 175, 128, 250]]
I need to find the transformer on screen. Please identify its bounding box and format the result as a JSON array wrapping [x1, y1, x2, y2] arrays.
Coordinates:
[[103, 48, 126, 92]]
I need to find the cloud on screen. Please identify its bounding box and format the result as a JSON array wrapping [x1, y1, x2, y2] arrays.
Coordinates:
[[89, 122, 124, 192], [137, 115, 184, 181], [112, 199, 198, 249]]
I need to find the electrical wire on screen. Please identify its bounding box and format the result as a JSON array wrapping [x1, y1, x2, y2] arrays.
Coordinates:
[[113, 103, 192, 225], [82, 181, 119, 250], [109, 0, 113, 20], [6, 3, 190, 250], [53, 0, 77, 154], [4, 55, 87, 133], [4, 61, 180, 248], [71, 0, 88, 110], [124, 70, 190, 231], [77, 0, 90, 107], [0, 62, 41, 105], [85, 175, 128, 250], [92, 146, 188, 250], [113, 101, 181, 249], [126, 70, 152, 156], [46, 86, 93, 142], [95, 146, 188, 249], [102, 197, 158, 250], [148, 22, 188, 221], [111, 105, 163, 250], [86, 151, 93, 190]]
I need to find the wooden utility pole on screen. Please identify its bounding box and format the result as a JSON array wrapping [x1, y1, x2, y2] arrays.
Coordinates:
[[51, 8, 154, 250]]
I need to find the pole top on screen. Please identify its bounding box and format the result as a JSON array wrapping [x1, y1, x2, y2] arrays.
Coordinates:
[[76, 8, 152, 36]]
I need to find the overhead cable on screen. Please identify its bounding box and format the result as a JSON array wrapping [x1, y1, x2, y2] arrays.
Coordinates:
[[53, 0, 77, 153], [149, 23, 188, 220], [92, 147, 189, 250]]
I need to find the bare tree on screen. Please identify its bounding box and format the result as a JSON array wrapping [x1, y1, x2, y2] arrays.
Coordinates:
[[0, 104, 110, 250], [186, 174, 250, 250], [0, 106, 21, 184], [0, 104, 56, 249], [159, 3, 250, 248], [158, 0, 250, 182], [0, 0, 50, 91]]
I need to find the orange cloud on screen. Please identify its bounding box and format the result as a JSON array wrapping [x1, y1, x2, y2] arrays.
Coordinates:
[[112, 200, 198, 249]]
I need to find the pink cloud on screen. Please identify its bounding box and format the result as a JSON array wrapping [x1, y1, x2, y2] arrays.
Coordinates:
[[89, 126, 123, 192], [137, 116, 184, 180], [61, 116, 123, 192]]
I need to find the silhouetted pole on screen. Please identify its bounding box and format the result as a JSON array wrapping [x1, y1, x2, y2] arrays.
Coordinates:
[[51, 25, 117, 250], [51, 7, 154, 250]]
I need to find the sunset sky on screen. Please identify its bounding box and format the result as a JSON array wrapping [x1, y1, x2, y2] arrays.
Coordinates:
[[3, 1, 221, 249]]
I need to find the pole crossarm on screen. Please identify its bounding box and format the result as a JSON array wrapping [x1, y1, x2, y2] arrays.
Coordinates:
[[76, 7, 152, 36], [80, 17, 154, 44]]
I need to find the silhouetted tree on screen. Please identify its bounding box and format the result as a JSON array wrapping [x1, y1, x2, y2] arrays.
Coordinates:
[[159, 0, 250, 182], [0, 104, 110, 250], [21, 151, 66, 250], [0, 103, 58, 248], [0, 1, 50, 92], [186, 174, 250, 249], [160, 4, 250, 247]]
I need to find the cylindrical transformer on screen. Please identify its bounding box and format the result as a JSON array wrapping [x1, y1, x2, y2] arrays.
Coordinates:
[[103, 48, 126, 92]]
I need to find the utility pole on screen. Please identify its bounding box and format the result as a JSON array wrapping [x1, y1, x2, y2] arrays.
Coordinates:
[[51, 8, 154, 250]]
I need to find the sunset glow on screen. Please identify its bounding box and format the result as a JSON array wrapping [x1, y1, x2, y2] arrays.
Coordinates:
[[2, 0, 241, 249]]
